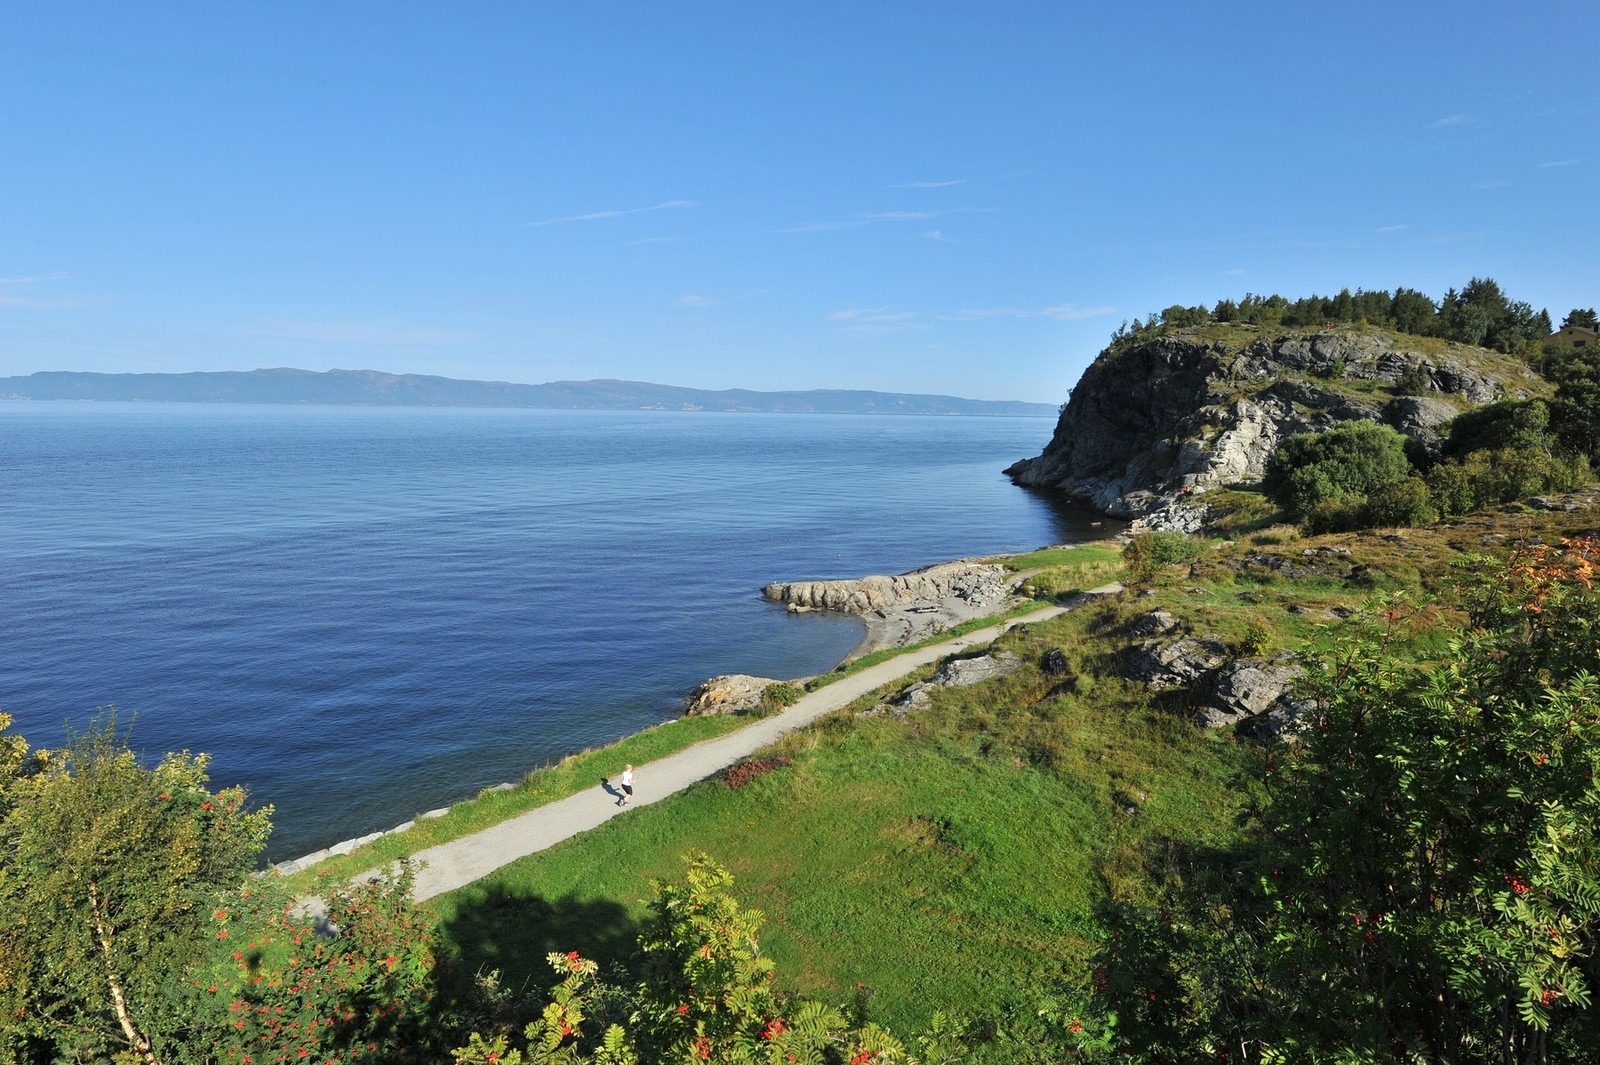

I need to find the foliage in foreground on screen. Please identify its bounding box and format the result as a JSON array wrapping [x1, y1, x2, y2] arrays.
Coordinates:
[[1066, 538, 1600, 1062], [0, 715, 436, 1065], [0, 710, 960, 1064], [453, 854, 965, 1065]]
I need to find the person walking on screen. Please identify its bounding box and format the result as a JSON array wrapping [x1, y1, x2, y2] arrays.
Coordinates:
[[619, 764, 634, 806]]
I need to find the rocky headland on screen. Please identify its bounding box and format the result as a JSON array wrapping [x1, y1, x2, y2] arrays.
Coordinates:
[[1006, 328, 1543, 532]]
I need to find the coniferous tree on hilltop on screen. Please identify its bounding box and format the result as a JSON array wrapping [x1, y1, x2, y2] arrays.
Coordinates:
[[1120, 278, 1561, 357], [1561, 307, 1598, 331]]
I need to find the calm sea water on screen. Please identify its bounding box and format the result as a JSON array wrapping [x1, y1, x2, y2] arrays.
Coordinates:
[[0, 403, 1108, 860]]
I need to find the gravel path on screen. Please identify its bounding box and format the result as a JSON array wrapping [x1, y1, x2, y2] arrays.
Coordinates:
[[401, 583, 1122, 902]]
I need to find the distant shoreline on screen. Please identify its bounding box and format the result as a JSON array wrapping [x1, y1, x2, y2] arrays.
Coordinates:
[[0, 369, 1060, 418]]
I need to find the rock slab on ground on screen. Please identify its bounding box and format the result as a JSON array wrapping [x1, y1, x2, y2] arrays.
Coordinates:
[[868, 651, 1025, 718], [763, 560, 1008, 615], [682, 674, 783, 716], [764, 560, 1022, 656]]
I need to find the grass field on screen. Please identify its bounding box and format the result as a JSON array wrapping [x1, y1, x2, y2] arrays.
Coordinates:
[[426, 603, 1262, 1038]]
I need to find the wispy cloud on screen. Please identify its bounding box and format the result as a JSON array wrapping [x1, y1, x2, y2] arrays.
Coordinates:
[[0, 293, 77, 308], [1430, 113, 1475, 128], [259, 321, 472, 346], [1375, 224, 1410, 233], [782, 220, 867, 233], [922, 230, 953, 242], [678, 294, 717, 308], [623, 235, 682, 245], [1473, 178, 1510, 190], [1539, 159, 1581, 168], [0, 271, 77, 308], [525, 200, 697, 227], [828, 307, 917, 323], [827, 307, 926, 334], [1225, 268, 1246, 276], [0, 272, 72, 285], [945, 304, 1114, 323], [889, 179, 967, 189], [782, 206, 993, 234]]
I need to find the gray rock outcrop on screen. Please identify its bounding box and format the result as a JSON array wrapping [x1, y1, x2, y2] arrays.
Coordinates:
[[870, 651, 1024, 718], [1194, 657, 1303, 729], [683, 674, 782, 716], [763, 560, 1007, 615], [1127, 636, 1231, 689], [1126, 620, 1308, 735]]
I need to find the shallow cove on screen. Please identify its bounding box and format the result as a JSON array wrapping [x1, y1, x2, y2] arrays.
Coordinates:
[[1, 403, 1114, 859]]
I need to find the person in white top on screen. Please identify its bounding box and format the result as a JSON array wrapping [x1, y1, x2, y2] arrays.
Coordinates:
[[619, 764, 634, 806]]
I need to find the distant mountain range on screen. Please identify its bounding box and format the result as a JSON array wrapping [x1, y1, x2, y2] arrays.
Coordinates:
[[0, 368, 1057, 417]]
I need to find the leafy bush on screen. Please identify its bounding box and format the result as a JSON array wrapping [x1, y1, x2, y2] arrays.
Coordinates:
[[1262, 420, 1413, 519], [759, 681, 804, 713], [1426, 461, 1480, 517], [1122, 531, 1205, 581], [454, 855, 961, 1064], [1362, 475, 1436, 528], [1303, 495, 1366, 535], [1428, 446, 1590, 517], [1393, 361, 1432, 395], [1232, 618, 1276, 658], [0, 716, 273, 1062], [1442, 400, 1556, 459], [0, 715, 439, 1064]]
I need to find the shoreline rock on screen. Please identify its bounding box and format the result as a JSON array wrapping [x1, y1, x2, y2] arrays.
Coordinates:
[[682, 674, 784, 716], [763, 559, 1020, 657]]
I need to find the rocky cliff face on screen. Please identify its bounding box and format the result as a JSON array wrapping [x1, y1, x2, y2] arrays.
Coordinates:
[[1006, 328, 1539, 528]]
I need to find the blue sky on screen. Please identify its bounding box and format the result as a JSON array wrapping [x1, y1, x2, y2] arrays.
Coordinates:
[[3, 2, 1596, 402]]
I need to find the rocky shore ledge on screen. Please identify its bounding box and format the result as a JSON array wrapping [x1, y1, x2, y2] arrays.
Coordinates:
[[762, 559, 1017, 657]]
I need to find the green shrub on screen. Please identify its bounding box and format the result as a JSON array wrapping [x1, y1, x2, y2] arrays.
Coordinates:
[[1426, 461, 1479, 517], [1362, 476, 1437, 528], [1393, 361, 1432, 395], [1304, 495, 1366, 535], [1429, 447, 1591, 517], [1233, 618, 1277, 658], [1263, 420, 1412, 519], [759, 681, 803, 713], [1123, 531, 1205, 580], [1441, 399, 1555, 459]]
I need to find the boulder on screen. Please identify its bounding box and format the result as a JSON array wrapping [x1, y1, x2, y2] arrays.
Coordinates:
[[1128, 637, 1229, 690], [872, 652, 1024, 719], [1242, 698, 1316, 741], [683, 674, 783, 716], [1193, 657, 1303, 728], [1125, 610, 1180, 637], [1382, 395, 1459, 441], [929, 651, 1023, 687], [763, 560, 1008, 615]]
